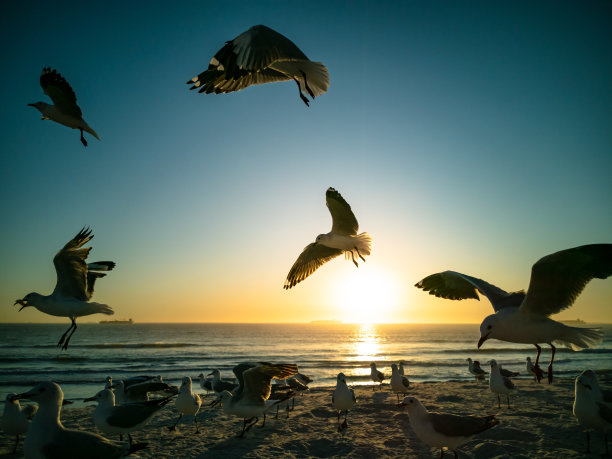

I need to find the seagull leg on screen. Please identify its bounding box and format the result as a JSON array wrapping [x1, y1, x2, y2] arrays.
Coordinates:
[[12, 435, 19, 454], [440, 448, 444, 458], [300, 70, 315, 99], [119, 434, 123, 441], [80, 129, 88, 147], [350, 250, 359, 268], [286, 402, 290, 418], [293, 78, 310, 106], [62, 318, 78, 350], [194, 416, 200, 434], [497, 394, 500, 409], [169, 413, 182, 431], [453, 450, 458, 459], [354, 246, 366, 262], [533, 344, 544, 383], [506, 395, 510, 408], [239, 419, 248, 438], [262, 412, 266, 427], [57, 321, 75, 348], [547, 343, 556, 384]]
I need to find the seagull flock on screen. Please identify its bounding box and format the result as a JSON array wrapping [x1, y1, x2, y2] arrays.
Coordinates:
[[7, 21, 612, 458]]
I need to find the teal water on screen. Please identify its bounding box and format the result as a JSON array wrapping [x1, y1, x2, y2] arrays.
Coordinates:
[[1, 322, 610, 403]]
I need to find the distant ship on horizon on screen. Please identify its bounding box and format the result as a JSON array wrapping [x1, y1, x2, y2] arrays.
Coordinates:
[[99, 318, 134, 325]]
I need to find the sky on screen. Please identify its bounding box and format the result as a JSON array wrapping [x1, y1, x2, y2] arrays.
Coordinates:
[[0, 1, 611, 324]]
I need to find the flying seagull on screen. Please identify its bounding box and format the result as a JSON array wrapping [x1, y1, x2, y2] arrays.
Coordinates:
[[284, 187, 372, 289], [28, 68, 100, 146], [573, 369, 612, 455], [2, 393, 38, 454], [187, 25, 329, 106], [12, 382, 146, 458], [15, 227, 115, 350], [219, 362, 298, 437], [84, 389, 170, 443], [400, 396, 499, 458], [332, 372, 356, 432], [414, 244, 612, 383]]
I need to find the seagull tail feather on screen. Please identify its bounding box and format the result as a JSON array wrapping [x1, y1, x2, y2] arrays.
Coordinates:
[[354, 232, 372, 257], [82, 123, 100, 140], [555, 326, 603, 351], [88, 302, 114, 316]]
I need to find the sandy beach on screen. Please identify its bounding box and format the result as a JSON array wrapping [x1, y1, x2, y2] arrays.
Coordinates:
[[1, 377, 604, 458]]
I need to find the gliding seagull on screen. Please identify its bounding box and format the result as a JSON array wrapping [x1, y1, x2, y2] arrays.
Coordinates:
[[15, 227, 115, 350], [415, 244, 612, 383], [187, 25, 329, 106], [284, 187, 372, 289], [29, 68, 100, 146]]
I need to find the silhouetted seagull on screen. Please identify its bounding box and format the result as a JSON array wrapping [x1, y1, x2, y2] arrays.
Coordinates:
[[489, 360, 515, 408], [14, 227, 115, 350], [28, 68, 100, 146], [332, 373, 356, 432], [85, 388, 170, 443], [526, 357, 538, 382], [499, 366, 519, 378], [12, 382, 146, 458], [573, 369, 612, 455], [197, 372, 213, 393], [2, 393, 38, 454], [284, 187, 372, 289], [187, 25, 329, 106], [415, 244, 612, 383], [170, 377, 202, 433], [466, 358, 486, 381], [218, 362, 298, 437], [400, 396, 499, 458], [370, 362, 385, 390], [112, 379, 178, 404], [390, 363, 410, 404]]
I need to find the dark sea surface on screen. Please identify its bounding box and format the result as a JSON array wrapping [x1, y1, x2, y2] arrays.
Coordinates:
[[1, 322, 611, 405]]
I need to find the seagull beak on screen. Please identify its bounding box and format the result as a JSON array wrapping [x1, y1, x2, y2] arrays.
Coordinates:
[[207, 372, 214, 376], [14, 299, 28, 311], [477, 334, 490, 349], [12, 390, 34, 401]]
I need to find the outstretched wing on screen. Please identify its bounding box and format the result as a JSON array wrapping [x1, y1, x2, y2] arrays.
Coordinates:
[[326, 187, 359, 235], [52, 228, 94, 300], [520, 244, 612, 317], [40, 67, 82, 118], [242, 363, 298, 403], [415, 271, 525, 312], [284, 242, 342, 289]]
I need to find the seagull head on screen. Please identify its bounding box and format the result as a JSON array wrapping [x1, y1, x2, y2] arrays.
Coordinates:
[[13, 381, 63, 406], [6, 393, 19, 405], [478, 314, 498, 348], [399, 396, 426, 414], [489, 359, 498, 369], [218, 390, 232, 404], [181, 376, 193, 390], [336, 372, 347, 384], [14, 293, 40, 311], [84, 389, 114, 405], [27, 101, 50, 117]]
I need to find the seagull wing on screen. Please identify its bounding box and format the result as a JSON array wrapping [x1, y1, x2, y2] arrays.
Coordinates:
[[326, 187, 359, 235], [519, 244, 612, 317], [43, 429, 126, 458], [52, 227, 93, 300], [242, 363, 298, 403], [414, 270, 525, 312], [22, 404, 38, 420], [597, 402, 612, 423], [429, 412, 499, 437], [284, 243, 343, 289], [40, 68, 83, 118]]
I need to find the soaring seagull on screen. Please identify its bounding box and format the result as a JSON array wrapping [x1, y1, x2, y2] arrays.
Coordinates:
[[28, 68, 100, 146], [14, 227, 116, 350], [415, 244, 612, 383], [284, 187, 372, 289], [187, 25, 329, 106]]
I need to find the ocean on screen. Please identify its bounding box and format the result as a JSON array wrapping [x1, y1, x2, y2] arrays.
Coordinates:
[[1, 322, 611, 405]]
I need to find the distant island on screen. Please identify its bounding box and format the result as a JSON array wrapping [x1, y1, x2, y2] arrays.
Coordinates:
[[99, 318, 134, 325], [560, 318, 586, 325], [310, 320, 342, 324]]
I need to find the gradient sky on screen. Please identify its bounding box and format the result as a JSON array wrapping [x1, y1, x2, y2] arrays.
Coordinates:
[[1, 1, 611, 324]]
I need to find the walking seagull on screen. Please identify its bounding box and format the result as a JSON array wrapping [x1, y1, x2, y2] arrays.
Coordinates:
[[415, 244, 612, 383], [187, 25, 329, 106], [14, 227, 115, 350], [84, 389, 170, 443], [170, 377, 202, 433], [218, 362, 298, 437], [284, 187, 372, 289], [400, 396, 499, 458], [2, 393, 38, 454], [332, 373, 356, 432], [573, 369, 612, 455], [28, 68, 100, 146], [12, 382, 146, 458]]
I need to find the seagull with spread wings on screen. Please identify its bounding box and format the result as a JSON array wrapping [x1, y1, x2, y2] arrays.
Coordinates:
[[14, 227, 115, 350], [284, 187, 372, 289], [187, 25, 329, 106], [28, 67, 100, 146], [415, 244, 612, 383]]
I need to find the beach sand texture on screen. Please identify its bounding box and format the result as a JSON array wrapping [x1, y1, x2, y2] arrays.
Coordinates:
[[1, 377, 604, 458]]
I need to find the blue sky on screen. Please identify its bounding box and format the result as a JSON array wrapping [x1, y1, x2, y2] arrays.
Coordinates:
[[1, 1, 611, 323]]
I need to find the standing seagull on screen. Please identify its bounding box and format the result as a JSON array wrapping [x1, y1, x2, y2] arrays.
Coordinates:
[[14, 227, 115, 350], [332, 373, 356, 432], [390, 363, 410, 404], [170, 377, 202, 433], [219, 362, 298, 437], [28, 68, 100, 146], [415, 244, 612, 383], [573, 369, 612, 455], [370, 362, 385, 390], [466, 358, 486, 382], [187, 25, 329, 106], [284, 187, 372, 289], [400, 396, 499, 458], [2, 393, 38, 454], [12, 382, 146, 458], [489, 360, 515, 409], [526, 357, 539, 382]]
